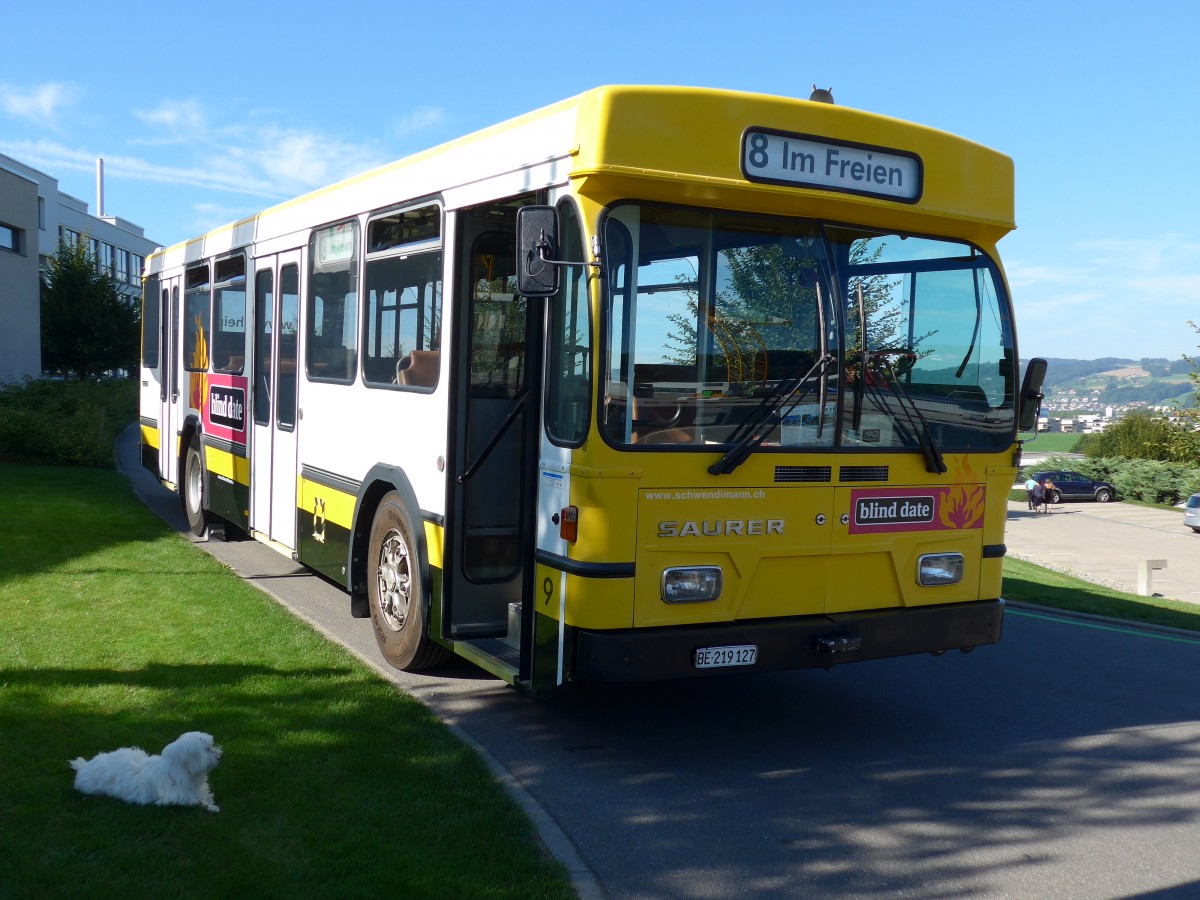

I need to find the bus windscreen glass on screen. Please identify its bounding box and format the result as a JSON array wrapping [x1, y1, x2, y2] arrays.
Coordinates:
[[601, 203, 1015, 454]]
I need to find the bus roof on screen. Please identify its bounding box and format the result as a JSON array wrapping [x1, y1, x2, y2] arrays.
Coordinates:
[[147, 85, 1013, 271]]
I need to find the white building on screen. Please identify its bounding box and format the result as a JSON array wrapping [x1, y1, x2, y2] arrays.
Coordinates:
[[0, 153, 160, 382]]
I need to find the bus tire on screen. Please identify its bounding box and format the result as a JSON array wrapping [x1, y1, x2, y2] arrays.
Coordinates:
[[183, 438, 211, 537], [367, 492, 450, 671]]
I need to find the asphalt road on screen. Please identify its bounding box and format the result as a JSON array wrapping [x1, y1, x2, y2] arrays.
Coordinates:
[[1005, 496, 1200, 604], [118, 432, 1200, 898]]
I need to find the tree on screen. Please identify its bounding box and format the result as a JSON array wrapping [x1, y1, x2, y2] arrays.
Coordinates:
[[662, 236, 911, 390], [40, 239, 141, 380], [1079, 409, 1200, 464]]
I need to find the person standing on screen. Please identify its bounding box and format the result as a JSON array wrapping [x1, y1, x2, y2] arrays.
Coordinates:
[[1024, 475, 1038, 510], [1031, 480, 1045, 513]]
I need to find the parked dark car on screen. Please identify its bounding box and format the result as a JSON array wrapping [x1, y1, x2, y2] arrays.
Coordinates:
[[1034, 470, 1116, 503]]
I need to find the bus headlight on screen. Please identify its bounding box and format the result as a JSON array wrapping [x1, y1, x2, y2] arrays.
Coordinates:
[[661, 566, 723, 603], [917, 553, 964, 586]]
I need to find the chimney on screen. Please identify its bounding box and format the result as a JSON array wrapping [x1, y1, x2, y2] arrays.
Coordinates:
[[96, 158, 105, 217]]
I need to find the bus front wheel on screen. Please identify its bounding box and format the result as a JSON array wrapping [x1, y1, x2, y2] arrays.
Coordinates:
[[183, 439, 210, 537], [367, 492, 450, 671]]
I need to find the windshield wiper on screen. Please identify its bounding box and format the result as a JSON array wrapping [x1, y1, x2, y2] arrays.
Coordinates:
[[868, 351, 947, 475], [709, 352, 835, 476], [954, 265, 984, 379]]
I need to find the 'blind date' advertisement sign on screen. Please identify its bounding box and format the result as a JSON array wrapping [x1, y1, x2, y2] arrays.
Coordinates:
[[849, 485, 984, 534], [203, 374, 248, 446]]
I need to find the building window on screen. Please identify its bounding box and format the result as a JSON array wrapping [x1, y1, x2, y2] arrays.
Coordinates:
[[38, 198, 46, 230], [0, 222, 20, 253], [117, 248, 129, 282]]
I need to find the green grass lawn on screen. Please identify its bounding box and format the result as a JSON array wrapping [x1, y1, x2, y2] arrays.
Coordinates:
[[1021, 431, 1082, 453], [1002, 556, 1200, 632], [0, 463, 573, 899]]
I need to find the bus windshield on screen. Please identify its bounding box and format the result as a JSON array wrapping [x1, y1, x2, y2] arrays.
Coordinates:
[[601, 202, 1015, 455]]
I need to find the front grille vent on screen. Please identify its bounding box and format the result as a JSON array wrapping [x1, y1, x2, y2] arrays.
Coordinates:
[[774, 465, 832, 483], [839, 465, 890, 482]]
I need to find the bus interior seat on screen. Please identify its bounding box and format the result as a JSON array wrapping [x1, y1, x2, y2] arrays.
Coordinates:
[[631, 395, 696, 444], [396, 350, 440, 387]]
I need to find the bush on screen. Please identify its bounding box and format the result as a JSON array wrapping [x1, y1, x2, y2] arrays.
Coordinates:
[[0, 378, 137, 468], [1021, 453, 1200, 506]]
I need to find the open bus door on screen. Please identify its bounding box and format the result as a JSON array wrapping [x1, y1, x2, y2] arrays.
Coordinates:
[[443, 198, 553, 691]]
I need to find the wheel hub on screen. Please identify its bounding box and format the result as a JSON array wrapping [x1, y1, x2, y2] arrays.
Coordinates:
[[375, 530, 411, 631]]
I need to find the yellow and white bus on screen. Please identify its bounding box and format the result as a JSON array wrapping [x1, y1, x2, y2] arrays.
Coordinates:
[[139, 86, 1046, 694]]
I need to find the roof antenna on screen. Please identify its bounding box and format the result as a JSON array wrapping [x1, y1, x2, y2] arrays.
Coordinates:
[[810, 85, 834, 104]]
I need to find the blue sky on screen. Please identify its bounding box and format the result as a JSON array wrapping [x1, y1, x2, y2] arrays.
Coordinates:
[[3, 0, 1198, 362]]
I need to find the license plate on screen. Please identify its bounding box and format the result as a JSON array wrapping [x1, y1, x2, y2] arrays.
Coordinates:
[[694, 644, 758, 669]]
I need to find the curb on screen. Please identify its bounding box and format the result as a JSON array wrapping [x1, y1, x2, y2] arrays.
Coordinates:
[[1004, 600, 1200, 642]]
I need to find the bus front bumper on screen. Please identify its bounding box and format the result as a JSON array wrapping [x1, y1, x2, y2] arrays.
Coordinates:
[[571, 599, 1004, 684]]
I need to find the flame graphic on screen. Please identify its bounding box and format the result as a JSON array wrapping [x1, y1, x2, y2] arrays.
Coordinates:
[[938, 457, 985, 529], [189, 314, 209, 411]]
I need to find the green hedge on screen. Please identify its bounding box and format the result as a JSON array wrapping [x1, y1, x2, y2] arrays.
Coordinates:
[[0, 378, 138, 468], [1020, 453, 1200, 505]]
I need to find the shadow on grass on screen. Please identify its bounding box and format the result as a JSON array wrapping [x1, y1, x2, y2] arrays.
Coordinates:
[[0, 657, 573, 899], [0, 463, 173, 584]]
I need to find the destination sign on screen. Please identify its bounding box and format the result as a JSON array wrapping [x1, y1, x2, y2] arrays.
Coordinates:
[[742, 128, 922, 202]]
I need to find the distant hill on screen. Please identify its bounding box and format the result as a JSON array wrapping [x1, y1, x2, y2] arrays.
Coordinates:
[[1028, 357, 1196, 409]]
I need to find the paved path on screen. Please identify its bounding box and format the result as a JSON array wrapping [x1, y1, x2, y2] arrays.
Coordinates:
[[1004, 498, 1200, 603]]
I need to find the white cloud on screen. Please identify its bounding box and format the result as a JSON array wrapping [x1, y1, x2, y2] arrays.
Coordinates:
[[1009, 235, 1200, 358], [250, 126, 384, 193], [0, 138, 284, 198], [132, 99, 208, 143], [0, 82, 79, 128], [3, 101, 388, 203], [395, 106, 447, 137]]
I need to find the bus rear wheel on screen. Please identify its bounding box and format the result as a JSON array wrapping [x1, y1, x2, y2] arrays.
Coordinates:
[[367, 492, 450, 671], [183, 439, 211, 537]]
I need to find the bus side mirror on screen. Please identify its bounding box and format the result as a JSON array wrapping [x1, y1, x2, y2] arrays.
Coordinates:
[[1017, 357, 1047, 433], [516, 205, 560, 297]]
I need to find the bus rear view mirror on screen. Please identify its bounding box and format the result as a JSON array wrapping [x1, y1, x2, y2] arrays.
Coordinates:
[[1017, 357, 1047, 432], [516, 205, 560, 297]]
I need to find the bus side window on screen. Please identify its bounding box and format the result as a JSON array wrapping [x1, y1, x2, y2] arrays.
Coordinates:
[[183, 264, 210, 372], [307, 221, 359, 383], [362, 238, 443, 390], [277, 265, 300, 428]]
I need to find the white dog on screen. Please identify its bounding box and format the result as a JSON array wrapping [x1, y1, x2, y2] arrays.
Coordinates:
[[70, 731, 222, 812]]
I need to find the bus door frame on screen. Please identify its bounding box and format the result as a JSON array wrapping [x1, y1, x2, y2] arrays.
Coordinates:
[[249, 250, 302, 549], [443, 197, 544, 684], [158, 275, 182, 487]]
